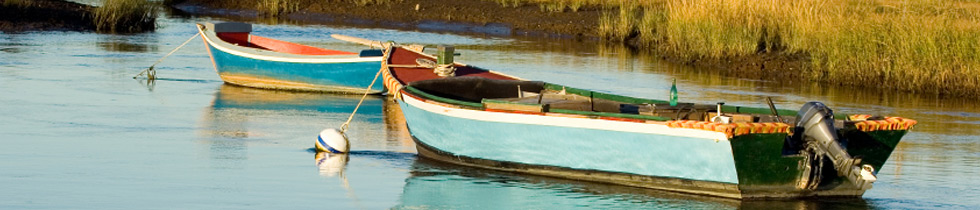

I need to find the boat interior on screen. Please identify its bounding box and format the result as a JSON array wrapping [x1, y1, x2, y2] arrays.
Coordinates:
[[408, 76, 802, 124], [204, 22, 379, 56]]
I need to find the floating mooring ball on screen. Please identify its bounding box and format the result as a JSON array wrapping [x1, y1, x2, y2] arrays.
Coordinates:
[[316, 128, 349, 153]]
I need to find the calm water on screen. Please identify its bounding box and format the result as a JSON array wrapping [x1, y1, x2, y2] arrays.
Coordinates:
[[2, 12, 978, 210]]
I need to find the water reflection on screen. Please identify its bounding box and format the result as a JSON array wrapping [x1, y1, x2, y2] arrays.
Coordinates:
[[389, 158, 883, 209], [394, 159, 735, 209], [200, 84, 384, 139], [315, 152, 350, 178], [198, 85, 411, 165], [97, 35, 159, 53], [0, 34, 38, 61], [0, 47, 27, 53], [97, 41, 157, 53]]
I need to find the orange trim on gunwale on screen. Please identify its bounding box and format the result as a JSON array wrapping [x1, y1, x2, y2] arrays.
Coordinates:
[[848, 115, 918, 132]]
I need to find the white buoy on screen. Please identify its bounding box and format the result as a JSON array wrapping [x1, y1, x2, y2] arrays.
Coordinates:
[[315, 62, 384, 155], [316, 128, 349, 153]]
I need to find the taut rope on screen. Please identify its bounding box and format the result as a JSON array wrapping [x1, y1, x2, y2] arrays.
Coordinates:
[[339, 63, 385, 133], [134, 32, 201, 80]]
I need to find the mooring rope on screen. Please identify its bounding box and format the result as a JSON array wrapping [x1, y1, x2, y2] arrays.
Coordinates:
[[339, 60, 386, 133], [134, 32, 201, 80]]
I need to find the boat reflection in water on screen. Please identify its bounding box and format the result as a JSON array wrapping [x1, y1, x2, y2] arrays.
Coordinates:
[[392, 159, 874, 209], [314, 150, 417, 209], [199, 84, 413, 165]]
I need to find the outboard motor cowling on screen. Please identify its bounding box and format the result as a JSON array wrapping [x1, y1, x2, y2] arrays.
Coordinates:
[[793, 102, 877, 190], [793, 102, 838, 148]]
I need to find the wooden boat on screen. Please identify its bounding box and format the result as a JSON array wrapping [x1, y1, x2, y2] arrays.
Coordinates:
[[197, 22, 384, 94], [378, 44, 918, 199]]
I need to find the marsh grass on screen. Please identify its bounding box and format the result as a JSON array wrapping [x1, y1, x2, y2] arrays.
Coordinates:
[[2, 0, 32, 8], [258, 0, 304, 17], [598, 1, 638, 42], [92, 0, 157, 33], [592, 0, 980, 96]]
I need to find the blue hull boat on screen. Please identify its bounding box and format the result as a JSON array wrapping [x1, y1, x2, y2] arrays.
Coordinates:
[[378, 45, 917, 199], [197, 22, 384, 94]]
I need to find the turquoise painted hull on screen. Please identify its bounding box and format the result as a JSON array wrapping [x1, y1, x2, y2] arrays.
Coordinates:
[[398, 96, 740, 184], [197, 22, 384, 94], [206, 44, 384, 93]]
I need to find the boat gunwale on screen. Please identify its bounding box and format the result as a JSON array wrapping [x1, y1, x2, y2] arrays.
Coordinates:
[[397, 88, 732, 141], [197, 23, 382, 63]]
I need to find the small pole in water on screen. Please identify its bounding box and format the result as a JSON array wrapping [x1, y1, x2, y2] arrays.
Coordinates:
[[134, 32, 200, 81]]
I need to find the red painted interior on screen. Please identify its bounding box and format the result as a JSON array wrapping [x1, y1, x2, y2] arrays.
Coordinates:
[[216, 32, 257, 48], [388, 47, 516, 85], [216, 32, 356, 56]]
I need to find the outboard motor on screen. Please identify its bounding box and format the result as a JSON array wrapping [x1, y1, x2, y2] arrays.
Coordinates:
[[793, 102, 877, 190]]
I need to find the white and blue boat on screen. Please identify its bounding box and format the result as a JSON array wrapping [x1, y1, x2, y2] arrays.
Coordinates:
[[379, 45, 918, 199], [197, 22, 384, 94]]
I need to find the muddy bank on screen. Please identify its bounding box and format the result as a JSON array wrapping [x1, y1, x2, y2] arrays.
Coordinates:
[[170, 0, 600, 39], [0, 0, 96, 32], [660, 51, 812, 84]]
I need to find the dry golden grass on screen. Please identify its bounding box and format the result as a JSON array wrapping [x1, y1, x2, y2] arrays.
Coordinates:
[[592, 0, 980, 96]]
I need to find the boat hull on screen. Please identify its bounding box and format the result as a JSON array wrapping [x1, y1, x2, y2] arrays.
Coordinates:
[[206, 44, 383, 93], [380, 45, 914, 200], [198, 23, 384, 94], [397, 91, 749, 198], [398, 89, 906, 199]]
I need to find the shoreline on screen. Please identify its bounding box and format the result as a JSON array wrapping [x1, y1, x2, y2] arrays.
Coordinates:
[[1, 0, 155, 33], [169, 0, 601, 39], [0, 0, 96, 32]]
